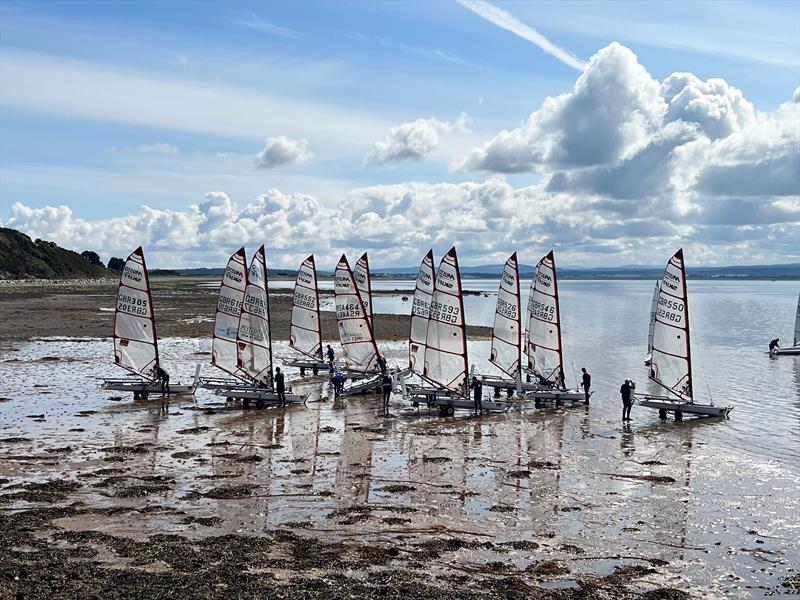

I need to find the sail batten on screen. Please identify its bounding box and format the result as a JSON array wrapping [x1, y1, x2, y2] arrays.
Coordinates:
[[424, 247, 468, 393], [335, 255, 378, 372], [525, 251, 564, 385], [113, 246, 159, 378], [237, 245, 272, 386], [212, 248, 248, 378], [409, 250, 434, 373], [289, 255, 323, 360], [490, 252, 521, 377], [649, 248, 693, 400]]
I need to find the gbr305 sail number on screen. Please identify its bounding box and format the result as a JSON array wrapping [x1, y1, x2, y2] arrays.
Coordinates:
[[118, 293, 148, 316]]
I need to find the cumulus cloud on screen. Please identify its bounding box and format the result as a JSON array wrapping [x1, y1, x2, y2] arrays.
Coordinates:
[[135, 142, 179, 155], [254, 136, 313, 169], [365, 114, 469, 166]]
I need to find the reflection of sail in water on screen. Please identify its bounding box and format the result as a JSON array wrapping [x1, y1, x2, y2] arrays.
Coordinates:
[[334, 403, 376, 504], [523, 412, 568, 536]]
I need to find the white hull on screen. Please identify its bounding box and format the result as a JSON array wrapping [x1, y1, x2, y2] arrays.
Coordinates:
[[772, 346, 800, 356], [101, 378, 196, 397], [405, 385, 512, 413], [282, 357, 331, 374], [212, 386, 306, 405], [638, 395, 732, 418], [339, 374, 384, 397]]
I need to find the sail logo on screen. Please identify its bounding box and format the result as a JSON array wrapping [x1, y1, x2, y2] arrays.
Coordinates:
[[123, 265, 143, 282], [335, 274, 351, 288], [298, 270, 313, 285], [536, 271, 552, 287], [418, 270, 432, 287], [354, 271, 367, 285], [226, 266, 244, 284], [502, 271, 516, 287]]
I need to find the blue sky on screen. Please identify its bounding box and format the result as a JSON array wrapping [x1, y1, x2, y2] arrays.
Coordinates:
[[1, 0, 798, 268]]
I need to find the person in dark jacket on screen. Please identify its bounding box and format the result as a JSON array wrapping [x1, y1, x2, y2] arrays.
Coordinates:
[[381, 373, 393, 409], [331, 372, 345, 398], [471, 376, 483, 415], [376, 354, 387, 374], [154, 364, 170, 397], [581, 367, 591, 404], [274, 367, 286, 406], [620, 379, 635, 422], [326, 345, 335, 364], [769, 338, 780, 354]]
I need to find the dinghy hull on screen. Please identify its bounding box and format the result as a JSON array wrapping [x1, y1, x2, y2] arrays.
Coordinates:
[[101, 379, 196, 398], [638, 396, 732, 418]]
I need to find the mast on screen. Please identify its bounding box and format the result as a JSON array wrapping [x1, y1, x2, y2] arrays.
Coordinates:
[[237, 245, 272, 387], [263, 247, 275, 383], [289, 255, 323, 361], [489, 251, 521, 377], [550, 251, 565, 387], [113, 246, 159, 378], [354, 252, 373, 328], [408, 250, 434, 373], [334, 254, 378, 372], [678, 249, 693, 400], [424, 247, 469, 393], [212, 247, 248, 379]]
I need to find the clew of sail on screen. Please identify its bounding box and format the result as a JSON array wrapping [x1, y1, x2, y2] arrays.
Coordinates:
[[212, 248, 248, 378], [649, 249, 693, 400], [289, 255, 323, 360], [408, 250, 434, 373], [490, 252, 521, 377], [353, 252, 373, 328], [335, 254, 378, 372], [526, 251, 564, 385], [237, 245, 273, 386], [647, 280, 660, 356], [424, 247, 468, 393], [113, 246, 159, 378]]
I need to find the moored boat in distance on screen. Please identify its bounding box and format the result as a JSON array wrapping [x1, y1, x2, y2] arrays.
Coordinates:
[[101, 246, 199, 398], [637, 249, 732, 420], [770, 293, 800, 356]]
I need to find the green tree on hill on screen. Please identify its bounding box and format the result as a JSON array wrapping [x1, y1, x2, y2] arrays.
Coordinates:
[[81, 251, 104, 267], [107, 257, 125, 271]]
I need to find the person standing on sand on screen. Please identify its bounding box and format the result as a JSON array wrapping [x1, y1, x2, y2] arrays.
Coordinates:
[[326, 345, 335, 365], [381, 373, 392, 409], [275, 367, 286, 406], [620, 379, 635, 422], [154, 364, 170, 397], [581, 367, 591, 405], [471, 376, 483, 415], [376, 354, 387, 374]]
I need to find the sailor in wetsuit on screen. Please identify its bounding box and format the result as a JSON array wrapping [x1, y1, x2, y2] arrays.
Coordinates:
[[154, 364, 170, 397], [769, 338, 780, 354]]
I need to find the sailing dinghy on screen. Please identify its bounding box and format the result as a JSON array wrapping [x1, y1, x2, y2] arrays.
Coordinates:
[[401, 247, 511, 414], [333, 254, 384, 396], [771, 293, 800, 356], [644, 280, 660, 366], [521, 251, 586, 405], [354, 252, 373, 329], [201, 247, 306, 406], [637, 249, 732, 419], [408, 250, 435, 374], [101, 247, 199, 398], [283, 255, 329, 375]]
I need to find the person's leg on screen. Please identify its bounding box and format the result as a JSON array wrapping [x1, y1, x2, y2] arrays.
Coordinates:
[[165, 377, 170, 397]]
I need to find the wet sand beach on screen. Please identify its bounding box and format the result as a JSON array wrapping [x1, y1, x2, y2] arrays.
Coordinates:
[[1, 280, 798, 599]]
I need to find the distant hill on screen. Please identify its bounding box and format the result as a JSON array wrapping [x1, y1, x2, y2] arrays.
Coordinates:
[[0, 228, 114, 280]]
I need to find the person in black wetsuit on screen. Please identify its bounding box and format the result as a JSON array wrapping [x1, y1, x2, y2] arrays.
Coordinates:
[[769, 338, 780, 354], [275, 367, 286, 406], [581, 367, 591, 404], [376, 354, 387, 374], [326, 345, 335, 364], [620, 379, 635, 422], [381, 373, 392, 409], [154, 365, 170, 397], [470, 376, 483, 415]]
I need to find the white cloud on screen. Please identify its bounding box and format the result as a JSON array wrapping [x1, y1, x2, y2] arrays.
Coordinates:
[[235, 13, 299, 39], [255, 136, 313, 169], [366, 114, 470, 166], [457, 0, 585, 71], [135, 142, 180, 156]]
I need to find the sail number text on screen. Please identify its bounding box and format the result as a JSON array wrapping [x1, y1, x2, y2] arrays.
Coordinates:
[[117, 293, 148, 316], [430, 300, 460, 324], [294, 290, 317, 310], [337, 302, 363, 319], [496, 297, 517, 320], [657, 297, 683, 323], [529, 299, 555, 321]]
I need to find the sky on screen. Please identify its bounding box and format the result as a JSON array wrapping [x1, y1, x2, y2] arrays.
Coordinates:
[[0, 0, 798, 269]]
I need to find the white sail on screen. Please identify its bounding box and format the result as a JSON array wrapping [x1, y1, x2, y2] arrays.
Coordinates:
[[334, 254, 378, 372], [237, 245, 272, 385], [113, 246, 159, 377], [289, 255, 323, 360], [526, 251, 564, 385], [424, 247, 468, 393], [490, 252, 521, 377], [408, 250, 434, 373], [647, 280, 660, 354], [212, 248, 248, 377], [649, 249, 693, 400], [353, 252, 373, 327], [794, 293, 800, 347]]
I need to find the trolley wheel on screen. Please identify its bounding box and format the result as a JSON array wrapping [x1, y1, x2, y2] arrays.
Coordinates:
[[674, 410, 683, 421], [243, 398, 251, 409], [226, 396, 234, 402], [659, 409, 667, 420], [446, 405, 455, 417], [300, 367, 306, 376], [140, 392, 148, 400], [313, 366, 319, 375], [493, 387, 501, 398], [133, 391, 140, 400], [256, 399, 265, 410]]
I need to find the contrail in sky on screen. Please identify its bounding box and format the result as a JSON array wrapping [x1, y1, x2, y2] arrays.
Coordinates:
[[458, 0, 586, 70]]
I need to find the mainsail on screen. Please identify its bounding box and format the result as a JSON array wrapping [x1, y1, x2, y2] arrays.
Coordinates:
[[526, 251, 564, 385], [113, 246, 159, 378], [649, 249, 693, 400], [237, 245, 273, 386], [334, 254, 378, 372], [424, 247, 468, 393], [353, 252, 373, 327], [647, 280, 660, 355], [212, 248, 248, 377], [490, 252, 521, 377], [408, 250, 434, 373], [289, 255, 323, 360]]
